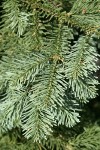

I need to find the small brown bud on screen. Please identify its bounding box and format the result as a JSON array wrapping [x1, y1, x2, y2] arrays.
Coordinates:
[[82, 9, 86, 14]]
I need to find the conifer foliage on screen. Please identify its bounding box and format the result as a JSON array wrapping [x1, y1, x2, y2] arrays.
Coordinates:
[[0, 0, 100, 143]]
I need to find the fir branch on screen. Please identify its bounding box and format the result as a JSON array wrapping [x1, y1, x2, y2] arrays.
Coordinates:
[[71, 124, 100, 150], [0, 0, 100, 143], [65, 36, 99, 101], [2, 0, 31, 36], [69, 0, 100, 34]]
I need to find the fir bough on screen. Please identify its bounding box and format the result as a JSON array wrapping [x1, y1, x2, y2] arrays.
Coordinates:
[[0, 0, 100, 142]]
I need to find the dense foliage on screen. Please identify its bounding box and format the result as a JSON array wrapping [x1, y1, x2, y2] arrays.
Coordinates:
[[0, 0, 100, 149]]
